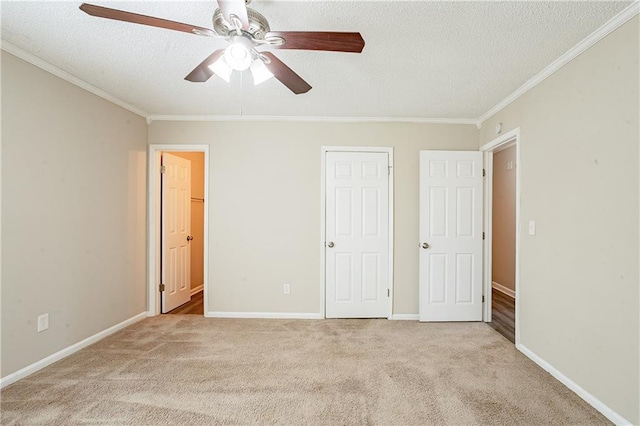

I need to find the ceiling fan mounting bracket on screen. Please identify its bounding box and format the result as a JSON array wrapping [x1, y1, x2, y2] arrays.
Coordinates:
[[213, 7, 270, 40]]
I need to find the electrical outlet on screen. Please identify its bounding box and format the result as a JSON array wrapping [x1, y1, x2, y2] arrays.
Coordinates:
[[37, 313, 49, 332], [283, 283, 291, 295]]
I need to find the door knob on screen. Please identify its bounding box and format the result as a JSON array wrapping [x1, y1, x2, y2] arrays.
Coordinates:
[[422, 242, 429, 249], [327, 241, 335, 248], [187, 235, 194, 241]]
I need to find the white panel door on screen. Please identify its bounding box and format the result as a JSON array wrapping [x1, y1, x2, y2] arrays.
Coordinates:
[[326, 152, 389, 318], [161, 153, 192, 313], [419, 151, 483, 321]]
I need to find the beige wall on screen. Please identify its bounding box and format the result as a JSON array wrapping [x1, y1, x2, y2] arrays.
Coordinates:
[[168, 151, 205, 291], [1, 52, 148, 377], [491, 145, 516, 291], [149, 121, 478, 314], [479, 17, 639, 423]]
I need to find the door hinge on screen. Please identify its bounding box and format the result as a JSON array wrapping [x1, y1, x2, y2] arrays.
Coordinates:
[[482, 295, 485, 303], [159, 283, 165, 292], [482, 232, 485, 240], [388, 166, 392, 176], [482, 168, 486, 177], [387, 289, 390, 297], [160, 165, 166, 174]]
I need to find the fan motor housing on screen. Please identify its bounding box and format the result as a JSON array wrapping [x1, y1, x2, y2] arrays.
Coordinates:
[[212, 8, 270, 40]]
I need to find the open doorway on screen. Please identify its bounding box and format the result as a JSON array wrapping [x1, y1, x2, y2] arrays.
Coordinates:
[[487, 144, 516, 342], [481, 128, 520, 344], [147, 145, 209, 317]]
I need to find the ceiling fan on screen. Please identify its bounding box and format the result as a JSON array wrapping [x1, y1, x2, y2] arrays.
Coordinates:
[[79, 1, 365, 94]]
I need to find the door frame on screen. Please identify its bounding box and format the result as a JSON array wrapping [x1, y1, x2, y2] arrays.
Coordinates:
[[320, 146, 394, 319], [147, 144, 210, 316], [480, 127, 521, 344]]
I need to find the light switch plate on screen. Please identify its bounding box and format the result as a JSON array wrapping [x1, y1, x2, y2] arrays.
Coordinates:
[[37, 313, 49, 332], [528, 220, 536, 236]]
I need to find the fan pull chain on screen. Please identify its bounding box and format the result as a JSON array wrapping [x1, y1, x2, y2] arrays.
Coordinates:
[[240, 70, 243, 117]]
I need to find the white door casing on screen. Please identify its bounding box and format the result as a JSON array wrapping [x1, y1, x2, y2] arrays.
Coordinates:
[[419, 151, 483, 321], [325, 151, 390, 318], [161, 153, 192, 313]]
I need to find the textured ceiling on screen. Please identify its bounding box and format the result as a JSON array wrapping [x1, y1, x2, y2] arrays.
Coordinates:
[[0, 1, 632, 119]]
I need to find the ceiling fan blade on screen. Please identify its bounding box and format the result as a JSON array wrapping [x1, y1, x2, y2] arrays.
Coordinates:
[[261, 52, 311, 95], [79, 3, 216, 37], [217, 0, 250, 30], [265, 31, 365, 53], [185, 50, 225, 82]]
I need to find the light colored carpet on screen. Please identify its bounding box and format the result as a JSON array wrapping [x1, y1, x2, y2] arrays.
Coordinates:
[[1, 317, 609, 425]]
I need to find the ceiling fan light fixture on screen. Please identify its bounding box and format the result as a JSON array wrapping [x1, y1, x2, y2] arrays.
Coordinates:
[[250, 59, 273, 85], [78, 2, 365, 94], [224, 42, 251, 71], [209, 57, 232, 83]]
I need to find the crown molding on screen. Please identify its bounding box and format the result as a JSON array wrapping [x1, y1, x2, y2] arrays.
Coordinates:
[[1, 41, 149, 119], [147, 114, 478, 125], [477, 2, 640, 126]]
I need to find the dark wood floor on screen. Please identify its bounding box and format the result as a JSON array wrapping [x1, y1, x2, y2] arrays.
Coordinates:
[[488, 288, 515, 343], [166, 291, 203, 315]]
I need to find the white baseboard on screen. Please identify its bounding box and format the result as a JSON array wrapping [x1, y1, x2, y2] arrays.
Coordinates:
[[390, 314, 419, 320], [0, 312, 147, 389], [516, 343, 631, 425], [206, 311, 323, 319], [492, 281, 516, 298], [190, 285, 204, 296]]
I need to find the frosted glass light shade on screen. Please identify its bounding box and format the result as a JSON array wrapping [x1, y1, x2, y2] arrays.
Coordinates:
[[250, 59, 274, 85], [209, 58, 232, 83], [224, 43, 251, 71]]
